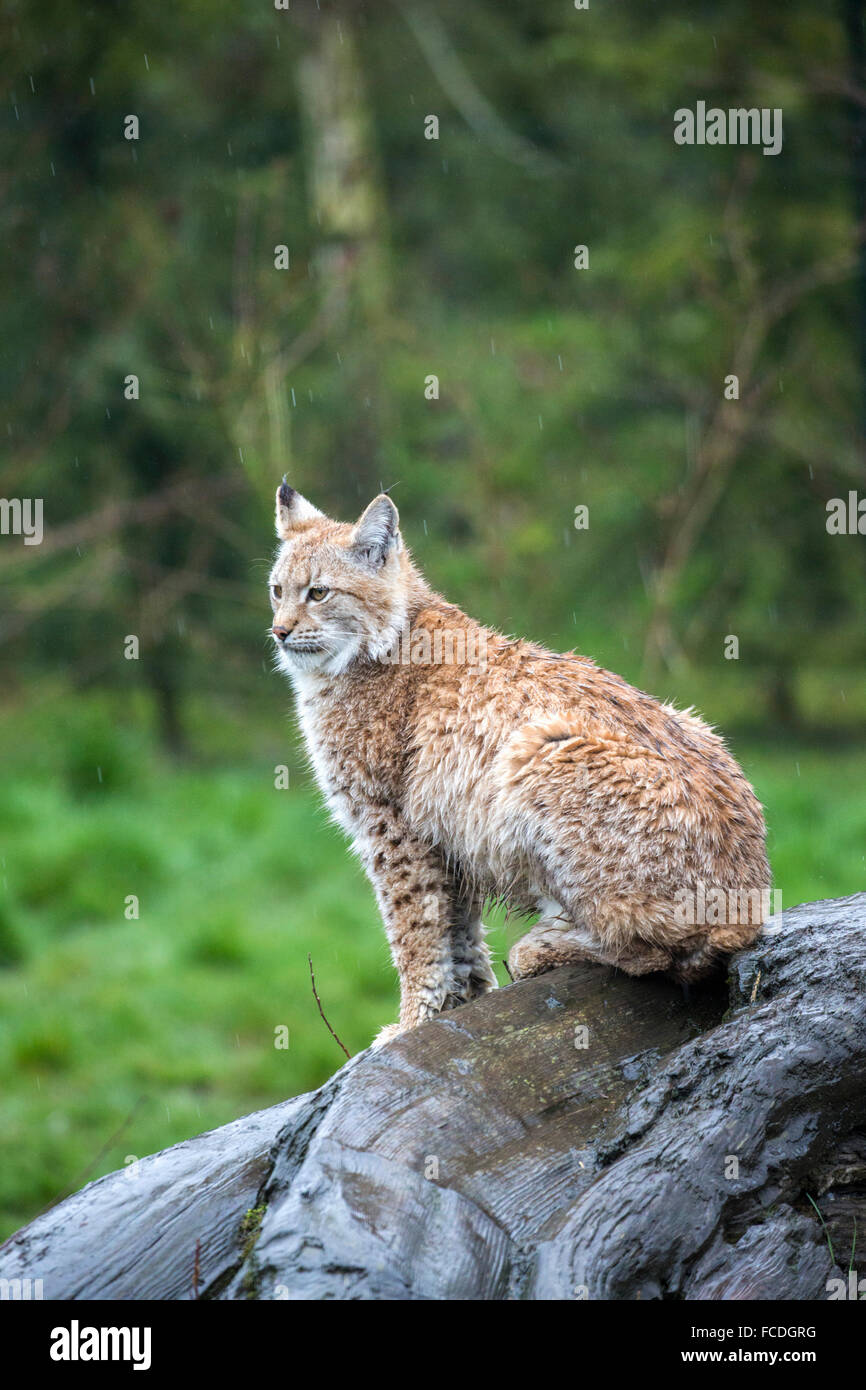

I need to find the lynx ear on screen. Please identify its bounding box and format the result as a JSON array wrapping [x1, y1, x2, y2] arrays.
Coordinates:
[[275, 480, 323, 539], [350, 494, 401, 567]]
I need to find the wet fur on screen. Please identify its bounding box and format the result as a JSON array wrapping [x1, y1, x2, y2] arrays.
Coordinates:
[[268, 486, 770, 1041]]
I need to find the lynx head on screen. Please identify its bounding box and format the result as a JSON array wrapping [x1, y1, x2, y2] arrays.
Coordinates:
[[268, 482, 409, 678]]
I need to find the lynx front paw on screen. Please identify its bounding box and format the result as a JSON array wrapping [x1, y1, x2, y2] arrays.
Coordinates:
[[371, 995, 445, 1045], [371, 1021, 404, 1048], [466, 950, 499, 998]]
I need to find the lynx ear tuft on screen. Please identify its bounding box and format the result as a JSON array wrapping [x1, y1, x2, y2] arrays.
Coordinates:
[[351, 494, 401, 567], [275, 481, 324, 539]]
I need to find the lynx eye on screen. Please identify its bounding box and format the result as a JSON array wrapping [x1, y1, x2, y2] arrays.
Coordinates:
[[307, 585, 329, 602], [271, 584, 282, 600]]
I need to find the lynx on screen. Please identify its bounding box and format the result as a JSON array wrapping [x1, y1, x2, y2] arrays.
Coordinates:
[[268, 483, 770, 1043]]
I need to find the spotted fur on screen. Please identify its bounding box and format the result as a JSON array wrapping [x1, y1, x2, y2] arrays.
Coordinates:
[[267, 486, 770, 1042]]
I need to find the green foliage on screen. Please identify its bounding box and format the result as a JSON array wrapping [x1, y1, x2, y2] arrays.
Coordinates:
[[0, 0, 863, 699], [0, 899, 26, 969]]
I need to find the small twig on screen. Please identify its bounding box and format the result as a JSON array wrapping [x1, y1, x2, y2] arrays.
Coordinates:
[[192, 1238, 201, 1301], [502, 958, 514, 982], [749, 970, 762, 1004], [308, 955, 351, 1058]]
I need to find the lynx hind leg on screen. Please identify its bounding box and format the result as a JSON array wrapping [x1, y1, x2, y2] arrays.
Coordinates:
[[670, 902, 766, 983], [508, 900, 669, 981], [507, 900, 601, 980]]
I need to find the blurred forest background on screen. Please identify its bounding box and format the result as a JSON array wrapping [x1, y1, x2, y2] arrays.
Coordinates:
[[1, 0, 865, 1240]]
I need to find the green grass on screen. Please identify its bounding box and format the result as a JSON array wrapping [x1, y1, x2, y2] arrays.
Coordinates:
[[0, 690, 864, 1240]]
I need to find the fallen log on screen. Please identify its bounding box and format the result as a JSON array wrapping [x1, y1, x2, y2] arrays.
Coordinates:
[[1, 893, 863, 1300]]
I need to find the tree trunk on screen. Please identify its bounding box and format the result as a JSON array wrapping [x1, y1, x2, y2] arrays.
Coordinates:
[[296, 7, 391, 494], [843, 0, 866, 452]]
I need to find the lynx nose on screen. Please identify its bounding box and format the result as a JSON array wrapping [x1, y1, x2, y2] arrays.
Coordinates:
[[272, 625, 290, 642]]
